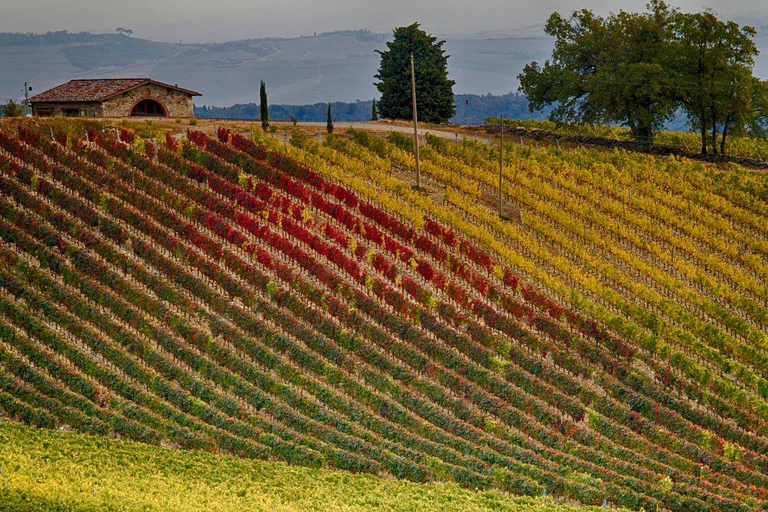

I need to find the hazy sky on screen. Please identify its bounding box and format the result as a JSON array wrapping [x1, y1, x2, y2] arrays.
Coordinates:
[[2, 0, 767, 42]]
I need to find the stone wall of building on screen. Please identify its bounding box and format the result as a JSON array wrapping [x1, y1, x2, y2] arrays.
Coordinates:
[[101, 83, 194, 118], [32, 102, 102, 117]]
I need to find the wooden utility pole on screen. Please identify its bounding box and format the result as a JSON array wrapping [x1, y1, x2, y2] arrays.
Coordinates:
[[498, 113, 504, 217], [23, 82, 31, 115], [411, 53, 421, 189]]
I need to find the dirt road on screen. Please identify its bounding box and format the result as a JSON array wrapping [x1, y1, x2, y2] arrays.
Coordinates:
[[270, 120, 491, 143]]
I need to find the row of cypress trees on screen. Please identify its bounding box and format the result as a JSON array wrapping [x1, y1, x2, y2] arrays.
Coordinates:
[[257, 81, 379, 133]]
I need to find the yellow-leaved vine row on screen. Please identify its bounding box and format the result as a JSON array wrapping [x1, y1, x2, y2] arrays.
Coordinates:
[[279, 130, 768, 421]]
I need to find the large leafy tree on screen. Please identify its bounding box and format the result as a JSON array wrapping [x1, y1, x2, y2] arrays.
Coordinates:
[[674, 11, 759, 154], [519, 1, 678, 145], [520, 1, 767, 154], [375, 23, 455, 124], [746, 78, 768, 139]]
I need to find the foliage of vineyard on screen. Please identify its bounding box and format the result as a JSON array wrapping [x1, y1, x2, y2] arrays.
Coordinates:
[[1, 421, 597, 512], [501, 118, 768, 161], [0, 118, 767, 511]]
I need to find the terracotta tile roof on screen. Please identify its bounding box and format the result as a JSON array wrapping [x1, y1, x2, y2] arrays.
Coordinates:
[[30, 78, 201, 103]]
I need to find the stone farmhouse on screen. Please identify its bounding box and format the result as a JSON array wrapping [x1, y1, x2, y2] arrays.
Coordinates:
[[29, 78, 201, 118]]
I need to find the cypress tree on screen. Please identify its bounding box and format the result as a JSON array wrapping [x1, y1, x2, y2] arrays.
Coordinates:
[[371, 99, 378, 121], [326, 103, 334, 134], [259, 80, 269, 130]]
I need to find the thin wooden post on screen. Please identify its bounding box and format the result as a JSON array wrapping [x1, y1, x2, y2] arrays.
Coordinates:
[[411, 53, 421, 189], [499, 113, 503, 217]]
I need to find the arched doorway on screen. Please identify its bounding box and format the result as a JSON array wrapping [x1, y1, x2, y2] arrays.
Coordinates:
[[131, 98, 167, 117]]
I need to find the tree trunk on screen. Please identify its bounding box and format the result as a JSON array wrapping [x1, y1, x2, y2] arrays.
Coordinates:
[[720, 116, 731, 156], [636, 122, 653, 148], [710, 108, 718, 155], [720, 81, 736, 156], [700, 120, 707, 155], [628, 121, 638, 141]]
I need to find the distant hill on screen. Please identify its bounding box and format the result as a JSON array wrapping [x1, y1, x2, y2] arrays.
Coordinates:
[[0, 30, 553, 106], [1, 28, 750, 127], [0, 31, 120, 46], [195, 92, 552, 124], [193, 93, 697, 130], [0, 31, 184, 70]]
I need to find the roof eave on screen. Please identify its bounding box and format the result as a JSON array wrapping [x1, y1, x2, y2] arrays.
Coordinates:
[[101, 79, 202, 101], [30, 100, 101, 104], [28, 78, 202, 103]]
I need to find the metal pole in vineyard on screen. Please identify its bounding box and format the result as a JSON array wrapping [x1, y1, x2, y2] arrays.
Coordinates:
[[411, 53, 421, 189], [499, 113, 504, 218]]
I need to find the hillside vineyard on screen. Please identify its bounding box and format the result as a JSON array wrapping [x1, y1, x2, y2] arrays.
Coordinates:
[[0, 421, 619, 512], [0, 122, 767, 511]]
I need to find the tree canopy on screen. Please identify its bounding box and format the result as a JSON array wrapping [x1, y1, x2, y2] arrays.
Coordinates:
[[519, 1, 766, 152], [374, 23, 455, 124], [1, 100, 23, 118], [673, 10, 759, 154]]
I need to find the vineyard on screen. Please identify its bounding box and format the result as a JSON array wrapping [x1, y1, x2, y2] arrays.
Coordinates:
[[2, 421, 594, 512], [500, 118, 768, 163], [0, 118, 766, 511]]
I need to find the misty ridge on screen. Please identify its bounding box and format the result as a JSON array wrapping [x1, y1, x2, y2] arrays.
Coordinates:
[[1, 17, 766, 127], [0, 28, 553, 111]]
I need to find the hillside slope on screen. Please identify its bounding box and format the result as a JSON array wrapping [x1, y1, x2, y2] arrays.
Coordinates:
[[2, 420, 595, 512], [0, 119, 766, 510], [0, 31, 552, 107]]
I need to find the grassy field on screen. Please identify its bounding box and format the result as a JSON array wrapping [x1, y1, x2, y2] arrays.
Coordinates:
[[0, 421, 602, 512]]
